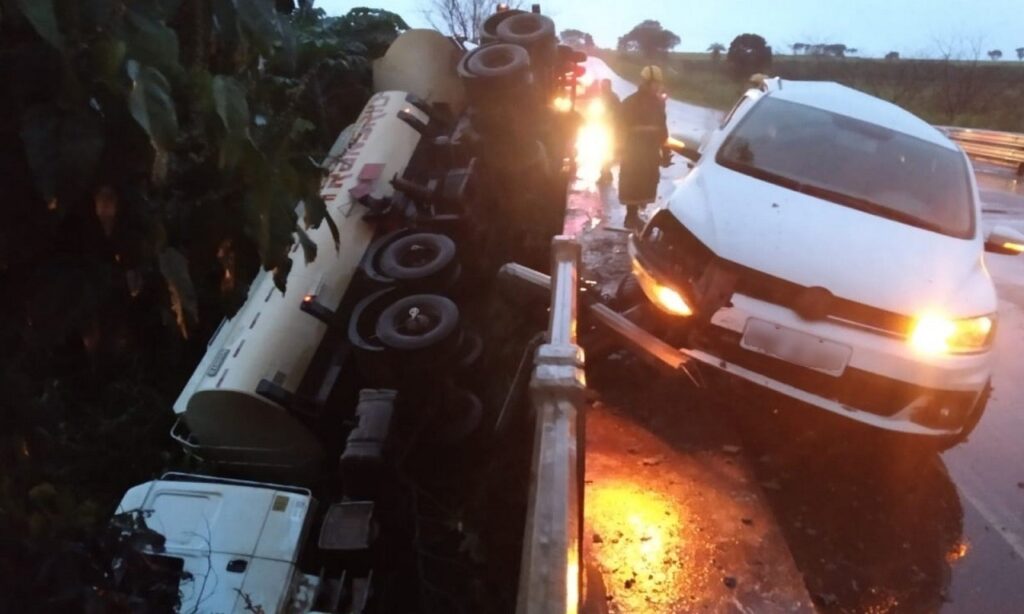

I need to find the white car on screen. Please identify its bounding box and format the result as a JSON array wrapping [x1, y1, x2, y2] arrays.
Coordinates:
[[630, 77, 1024, 447]]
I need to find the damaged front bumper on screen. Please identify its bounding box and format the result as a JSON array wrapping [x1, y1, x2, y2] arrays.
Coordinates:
[[626, 231, 989, 439]]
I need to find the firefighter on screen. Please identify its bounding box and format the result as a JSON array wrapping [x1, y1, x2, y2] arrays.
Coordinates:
[[597, 78, 622, 185], [618, 65, 670, 229]]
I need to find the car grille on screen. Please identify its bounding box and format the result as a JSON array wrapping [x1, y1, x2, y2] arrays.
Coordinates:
[[640, 211, 913, 335]]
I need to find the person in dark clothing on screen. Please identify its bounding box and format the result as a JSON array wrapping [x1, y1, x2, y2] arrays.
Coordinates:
[[618, 65, 670, 229], [598, 78, 622, 185]]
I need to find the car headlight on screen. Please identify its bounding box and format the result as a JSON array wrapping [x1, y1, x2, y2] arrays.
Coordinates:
[[908, 314, 995, 354], [632, 258, 693, 317]]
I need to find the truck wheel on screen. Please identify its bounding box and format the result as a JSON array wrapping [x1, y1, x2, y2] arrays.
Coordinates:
[[375, 294, 460, 351], [480, 9, 525, 43], [378, 233, 456, 282], [496, 13, 556, 48], [462, 43, 531, 80], [435, 385, 483, 444]]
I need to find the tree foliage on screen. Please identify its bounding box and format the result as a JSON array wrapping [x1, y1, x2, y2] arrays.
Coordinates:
[[560, 28, 593, 48], [617, 20, 680, 59], [424, 0, 522, 42], [0, 1, 406, 608], [727, 33, 773, 78]]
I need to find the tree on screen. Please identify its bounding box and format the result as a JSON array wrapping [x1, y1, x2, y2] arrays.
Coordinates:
[[987, 49, 1003, 60], [727, 33, 772, 78], [848, 48, 859, 55], [708, 42, 726, 62], [424, 0, 522, 42], [1017, 47, 1024, 60], [0, 2, 406, 607], [791, 42, 807, 55], [560, 28, 593, 48], [617, 20, 680, 59], [885, 51, 901, 60]]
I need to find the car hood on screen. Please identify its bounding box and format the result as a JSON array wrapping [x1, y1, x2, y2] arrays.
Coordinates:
[[666, 164, 996, 318]]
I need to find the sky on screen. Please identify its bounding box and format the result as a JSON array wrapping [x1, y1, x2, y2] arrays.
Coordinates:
[[317, 0, 1023, 59]]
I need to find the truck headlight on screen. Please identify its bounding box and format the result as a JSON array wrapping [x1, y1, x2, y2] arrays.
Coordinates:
[[632, 259, 693, 317], [909, 314, 994, 355]]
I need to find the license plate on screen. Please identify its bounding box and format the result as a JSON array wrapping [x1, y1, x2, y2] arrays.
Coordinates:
[[740, 319, 852, 376]]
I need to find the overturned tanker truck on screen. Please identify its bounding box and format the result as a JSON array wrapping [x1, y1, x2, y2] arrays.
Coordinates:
[[106, 8, 587, 613]]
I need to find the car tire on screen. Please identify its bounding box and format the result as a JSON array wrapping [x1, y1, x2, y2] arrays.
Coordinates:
[[377, 233, 457, 282], [375, 294, 460, 351]]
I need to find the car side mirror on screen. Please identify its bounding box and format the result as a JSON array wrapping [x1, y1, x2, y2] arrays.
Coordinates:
[[984, 225, 1024, 256], [665, 136, 701, 163]]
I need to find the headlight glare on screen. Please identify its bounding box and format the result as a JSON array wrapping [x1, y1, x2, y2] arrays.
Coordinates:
[[909, 314, 994, 354]]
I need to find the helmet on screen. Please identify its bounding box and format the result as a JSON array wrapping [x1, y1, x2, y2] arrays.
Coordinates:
[[640, 65, 664, 83]]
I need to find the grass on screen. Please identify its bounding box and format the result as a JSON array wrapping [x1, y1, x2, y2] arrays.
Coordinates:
[[590, 50, 1024, 131]]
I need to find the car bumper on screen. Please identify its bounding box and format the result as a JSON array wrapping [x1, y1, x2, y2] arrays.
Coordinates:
[[629, 239, 991, 437]]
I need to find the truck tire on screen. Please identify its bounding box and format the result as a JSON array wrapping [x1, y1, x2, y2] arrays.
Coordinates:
[[496, 13, 556, 49], [375, 294, 460, 351], [480, 9, 525, 43], [461, 43, 531, 81], [378, 233, 456, 281]]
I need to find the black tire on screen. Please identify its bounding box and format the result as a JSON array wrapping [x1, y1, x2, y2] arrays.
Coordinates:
[[375, 294, 460, 351], [378, 233, 456, 281], [435, 386, 483, 444], [480, 9, 525, 43], [495, 13, 556, 48], [461, 43, 531, 80]]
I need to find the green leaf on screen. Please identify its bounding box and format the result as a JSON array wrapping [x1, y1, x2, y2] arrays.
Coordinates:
[[89, 38, 127, 83], [212, 75, 250, 137], [124, 5, 180, 74], [128, 64, 178, 151], [157, 248, 198, 339], [20, 105, 104, 205], [236, 0, 285, 53], [17, 0, 64, 49]]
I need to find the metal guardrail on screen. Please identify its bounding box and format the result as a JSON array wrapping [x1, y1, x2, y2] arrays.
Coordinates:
[[515, 237, 586, 614], [939, 126, 1024, 176]]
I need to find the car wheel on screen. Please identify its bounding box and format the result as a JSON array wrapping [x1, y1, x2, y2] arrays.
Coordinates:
[[375, 294, 460, 351], [936, 381, 991, 451], [377, 233, 457, 282]]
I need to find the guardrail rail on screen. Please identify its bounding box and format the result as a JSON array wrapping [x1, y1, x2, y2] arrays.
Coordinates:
[[940, 126, 1024, 177]]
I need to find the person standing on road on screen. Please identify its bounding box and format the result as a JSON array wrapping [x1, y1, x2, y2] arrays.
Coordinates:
[[598, 78, 622, 185], [618, 65, 670, 229]]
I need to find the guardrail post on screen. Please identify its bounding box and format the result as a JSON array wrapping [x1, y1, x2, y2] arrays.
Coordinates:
[[516, 236, 586, 614]]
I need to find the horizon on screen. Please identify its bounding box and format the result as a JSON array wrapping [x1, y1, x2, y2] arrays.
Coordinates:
[[317, 0, 1024, 60]]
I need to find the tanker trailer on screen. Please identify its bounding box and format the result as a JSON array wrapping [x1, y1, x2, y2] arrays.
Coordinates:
[[171, 91, 431, 473]]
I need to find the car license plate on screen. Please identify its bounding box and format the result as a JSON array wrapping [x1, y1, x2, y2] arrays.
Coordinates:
[[740, 319, 852, 376]]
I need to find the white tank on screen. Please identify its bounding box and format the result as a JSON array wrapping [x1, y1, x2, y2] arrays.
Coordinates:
[[174, 92, 428, 470]]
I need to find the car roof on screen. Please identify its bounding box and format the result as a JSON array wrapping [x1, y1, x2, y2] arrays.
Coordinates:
[[766, 80, 956, 150]]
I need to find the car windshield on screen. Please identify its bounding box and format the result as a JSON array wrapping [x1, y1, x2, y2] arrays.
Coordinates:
[[716, 97, 974, 238]]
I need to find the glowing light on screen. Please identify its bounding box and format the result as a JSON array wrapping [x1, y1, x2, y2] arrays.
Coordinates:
[[565, 546, 579, 614], [1002, 242, 1024, 253], [552, 96, 573, 113], [632, 259, 693, 316], [586, 480, 689, 611], [909, 314, 993, 354], [946, 540, 970, 562]]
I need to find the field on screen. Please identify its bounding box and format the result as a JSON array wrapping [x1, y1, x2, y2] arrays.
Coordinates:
[[592, 50, 1024, 131]]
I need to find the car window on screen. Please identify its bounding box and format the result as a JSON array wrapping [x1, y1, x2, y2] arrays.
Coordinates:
[[715, 97, 974, 238]]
